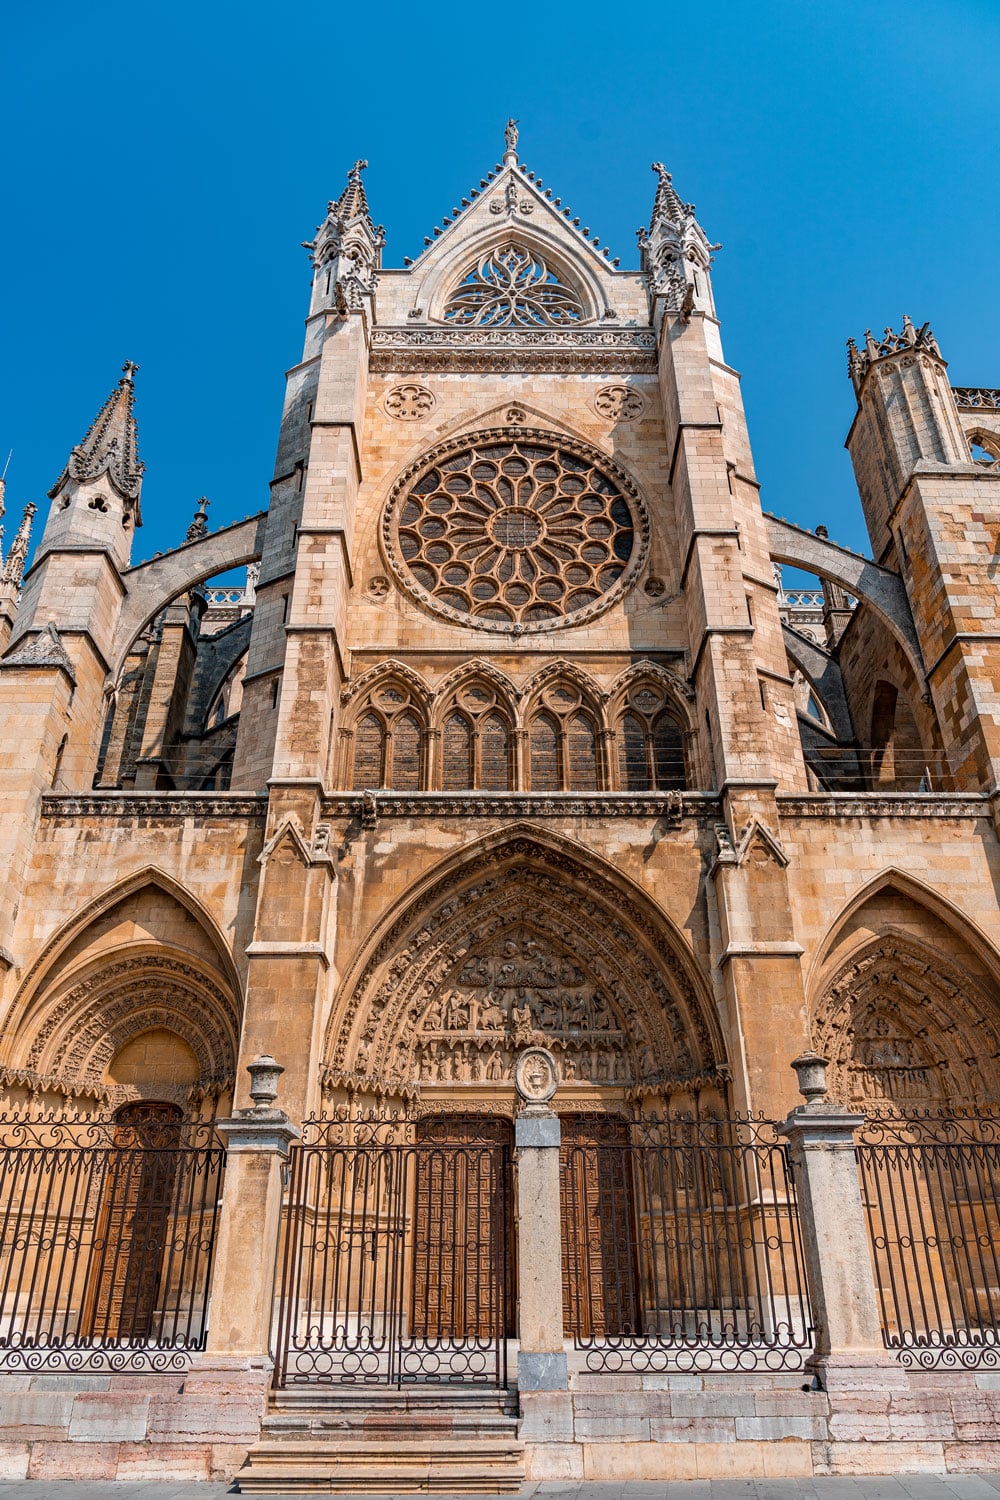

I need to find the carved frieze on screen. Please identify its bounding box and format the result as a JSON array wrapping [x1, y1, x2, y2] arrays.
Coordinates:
[[369, 327, 657, 374]]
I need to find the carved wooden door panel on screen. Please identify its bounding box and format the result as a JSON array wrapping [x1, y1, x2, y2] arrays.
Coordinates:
[[81, 1103, 181, 1342], [560, 1115, 640, 1338], [411, 1118, 513, 1341]]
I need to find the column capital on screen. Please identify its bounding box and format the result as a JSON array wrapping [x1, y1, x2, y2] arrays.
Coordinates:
[[215, 1108, 300, 1155]]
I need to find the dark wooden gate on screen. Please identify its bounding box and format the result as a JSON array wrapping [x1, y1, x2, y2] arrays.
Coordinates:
[[560, 1115, 640, 1338]]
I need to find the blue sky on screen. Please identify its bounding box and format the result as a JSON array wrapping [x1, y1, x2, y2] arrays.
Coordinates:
[[2, 0, 997, 568]]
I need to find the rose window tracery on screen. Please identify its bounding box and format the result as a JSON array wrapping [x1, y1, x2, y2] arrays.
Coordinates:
[[443, 243, 584, 328], [384, 433, 647, 633]]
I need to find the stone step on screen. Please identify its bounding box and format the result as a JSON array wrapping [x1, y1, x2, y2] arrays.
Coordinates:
[[238, 1435, 525, 1494]]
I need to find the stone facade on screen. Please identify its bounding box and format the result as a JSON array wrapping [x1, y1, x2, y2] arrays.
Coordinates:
[[2, 133, 1000, 1483]]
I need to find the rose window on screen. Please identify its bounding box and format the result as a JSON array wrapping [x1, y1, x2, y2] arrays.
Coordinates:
[[383, 433, 647, 632]]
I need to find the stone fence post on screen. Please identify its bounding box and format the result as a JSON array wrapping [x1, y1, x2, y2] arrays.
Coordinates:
[[205, 1055, 300, 1361], [514, 1048, 567, 1393], [777, 1051, 897, 1388]]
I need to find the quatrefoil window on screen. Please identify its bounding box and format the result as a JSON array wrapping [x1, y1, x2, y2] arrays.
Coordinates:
[[443, 243, 584, 328], [383, 432, 648, 633]]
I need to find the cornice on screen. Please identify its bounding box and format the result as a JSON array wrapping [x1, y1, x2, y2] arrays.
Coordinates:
[[369, 326, 657, 374], [41, 792, 268, 820], [778, 792, 990, 819], [321, 791, 720, 820]]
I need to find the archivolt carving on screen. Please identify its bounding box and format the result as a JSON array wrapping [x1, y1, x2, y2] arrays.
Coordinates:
[[323, 837, 723, 1095], [813, 934, 1000, 1110], [15, 954, 238, 1091], [340, 658, 432, 709]]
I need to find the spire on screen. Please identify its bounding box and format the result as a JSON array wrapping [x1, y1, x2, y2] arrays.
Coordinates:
[[48, 362, 144, 505], [2, 503, 37, 589]]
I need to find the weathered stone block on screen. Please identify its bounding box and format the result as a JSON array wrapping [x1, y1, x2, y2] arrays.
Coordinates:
[[0, 1392, 75, 1437], [583, 1439, 697, 1480], [28, 1440, 120, 1479], [115, 1441, 212, 1480], [0, 1442, 30, 1480], [523, 1440, 585, 1480], [69, 1395, 150, 1443]]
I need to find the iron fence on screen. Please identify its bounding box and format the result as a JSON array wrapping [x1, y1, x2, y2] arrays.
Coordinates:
[[560, 1116, 812, 1372], [0, 1113, 224, 1371], [857, 1111, 1000, 1368], [274, 1121, 511, 1389]]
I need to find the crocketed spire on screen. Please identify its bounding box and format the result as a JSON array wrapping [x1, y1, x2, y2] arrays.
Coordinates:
[[48, 362, 144, 504], [333, 159, 374, 227]]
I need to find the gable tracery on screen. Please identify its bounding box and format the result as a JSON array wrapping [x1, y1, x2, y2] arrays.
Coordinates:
[[443, 242, 585, 328]]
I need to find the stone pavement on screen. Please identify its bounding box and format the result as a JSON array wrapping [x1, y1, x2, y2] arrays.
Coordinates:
[[4, 1480, 1000, 1499]]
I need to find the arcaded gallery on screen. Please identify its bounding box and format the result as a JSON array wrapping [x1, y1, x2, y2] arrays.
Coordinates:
[[2, 128, 1000, 1485]]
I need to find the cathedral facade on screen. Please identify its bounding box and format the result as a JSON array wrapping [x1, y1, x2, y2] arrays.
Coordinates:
[[2, 130, 1000, 1483]]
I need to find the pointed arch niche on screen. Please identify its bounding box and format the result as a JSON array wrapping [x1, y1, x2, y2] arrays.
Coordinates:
[[810, 876, 1000, 1111], [0, 875, 240, 1114], [321, 832, 725, 1111]]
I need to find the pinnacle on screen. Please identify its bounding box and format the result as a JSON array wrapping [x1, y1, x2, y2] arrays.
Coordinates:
[[333, 159, 373, 226], [48, 362, 144, 506]]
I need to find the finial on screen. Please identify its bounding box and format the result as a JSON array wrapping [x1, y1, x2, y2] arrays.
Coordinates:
[[121, 360, 138, 384], [349, 158, 368, 181], [503, 117, 519, 162], [186, 495, 210, 542]]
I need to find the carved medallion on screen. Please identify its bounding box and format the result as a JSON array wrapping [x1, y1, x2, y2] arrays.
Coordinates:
[[594, 384, 644, 422], [515, 1046, 559, 1103], [385, 383, 435, 420]]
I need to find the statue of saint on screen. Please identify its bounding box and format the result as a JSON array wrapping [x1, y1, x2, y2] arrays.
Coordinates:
[[504, 118, 519, 153]]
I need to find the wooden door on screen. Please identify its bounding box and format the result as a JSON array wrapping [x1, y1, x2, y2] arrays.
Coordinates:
[[411, 1117, 513, 1340], [81, 1103, 182, 1342], [560, 1115, 640, 1338]]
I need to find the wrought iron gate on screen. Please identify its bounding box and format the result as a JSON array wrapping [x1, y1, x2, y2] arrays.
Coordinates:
[[274, 1128, 511, 1388]]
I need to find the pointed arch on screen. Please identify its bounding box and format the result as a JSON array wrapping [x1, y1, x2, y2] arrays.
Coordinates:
[[808, 869, 1000, 1111], [420, 218, 607, 327], [340, 658, 432, 710], [807, 867, 1000, 999], [425, 400, 607, 456], [341, 661, 430, 792], [607, 661, 692, 791], [3, 866, 242, 1025], [322, 823, 725, 1096], [432, 661, 517, 791], [522, 663, 606, 791], [0, 871, 241, 1104]]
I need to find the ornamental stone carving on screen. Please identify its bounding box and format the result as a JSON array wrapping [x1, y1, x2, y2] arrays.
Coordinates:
[[323, 838, 723, 1096], [594, 384, 644, 422], [384, 383, 435, 420], [382, 427, 649, 635], [813, 935, 1000, 1110], [515, 1046, 559, 1103]]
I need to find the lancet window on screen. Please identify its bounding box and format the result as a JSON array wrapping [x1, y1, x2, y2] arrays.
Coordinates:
[[527, 681, 601, 792], [615, 682, 686, 790], [350, 683, 425, 791], [443, 243, 584, 328], [439, 681, 513, 791]]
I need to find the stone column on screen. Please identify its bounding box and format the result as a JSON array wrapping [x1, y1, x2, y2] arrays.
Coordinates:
[[205, 1056, 300, 1361], [777, 1052, 897, 1387], [513, 1048, 566, 1392]]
